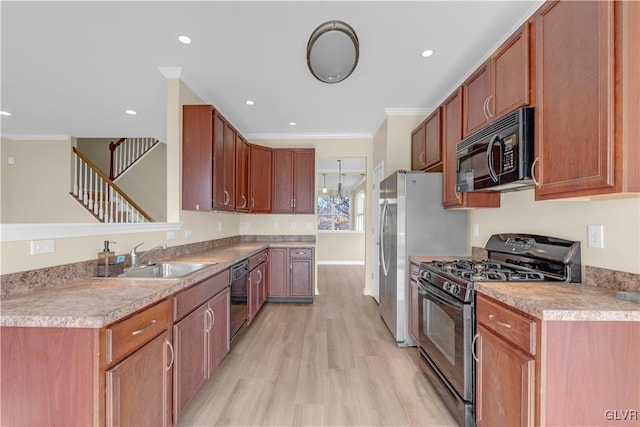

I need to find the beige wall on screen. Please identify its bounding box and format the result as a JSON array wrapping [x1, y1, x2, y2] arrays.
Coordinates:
[[317, 232, 365, 264], [470, 189, 640, 275], [0, 137, 91, 223]]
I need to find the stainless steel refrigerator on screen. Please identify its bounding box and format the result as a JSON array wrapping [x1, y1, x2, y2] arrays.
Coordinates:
[[379, 171, 468, 346]]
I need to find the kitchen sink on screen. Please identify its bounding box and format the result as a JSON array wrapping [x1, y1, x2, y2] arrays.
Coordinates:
[[118, 262, 213, 279]]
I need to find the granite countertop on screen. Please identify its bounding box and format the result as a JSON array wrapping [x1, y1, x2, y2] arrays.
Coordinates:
[[475, 282, 640, 321], [0, 241, 314, 329]]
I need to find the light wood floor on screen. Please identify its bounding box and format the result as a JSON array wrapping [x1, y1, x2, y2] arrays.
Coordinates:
[[177, 265, 458, 427]]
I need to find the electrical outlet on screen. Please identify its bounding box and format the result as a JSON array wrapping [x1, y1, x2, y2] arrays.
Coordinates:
[[291, 222, 297, 230], [240, 221, 250, 230], [185, 229, 192, 238], [273, 222, 280, 231], [587, 225, 604, 248], [30, 239, 55, 255], [218, 221, 222, 232]]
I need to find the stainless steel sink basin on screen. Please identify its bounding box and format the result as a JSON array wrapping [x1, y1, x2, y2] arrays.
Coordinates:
[[118, 262, 212, 279]]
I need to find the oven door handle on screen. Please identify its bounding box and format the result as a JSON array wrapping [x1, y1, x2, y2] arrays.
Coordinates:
[[487, 134, 501, 183], [424, 285, 464, 310]]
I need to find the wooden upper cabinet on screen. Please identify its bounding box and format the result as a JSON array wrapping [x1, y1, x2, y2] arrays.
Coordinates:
[[273, 149, 315, 214], [212, 113, 236, 211], [533, 0, 640, 200], [463, 23, 531, 138], [249, 144, 273, 213], [182, 105, 214, 211], [235, 134, 249, 212], [411, 110, 442, 171], [293, 149, 315, 213], [442, 89, 500, 209], [463, 61, 492, 137]]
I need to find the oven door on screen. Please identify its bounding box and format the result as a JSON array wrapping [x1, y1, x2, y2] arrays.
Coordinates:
[[417, 278, 474, 401]]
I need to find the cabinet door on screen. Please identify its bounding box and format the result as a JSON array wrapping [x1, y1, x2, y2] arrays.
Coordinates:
[[208, 288, 230, 372], [534, 1, 615, 200], [423, 109, 442, 171], [249, 144, 273, 213], [411, 123, 426, 171], [491, 23, 531, 120], [476, 325, 535, 427], [106, 331, 172, 427], [248, 268, 260, 323], [173, 304, 208, 418], [182, 105, 213, 211], [272, 149, 294, 213], [222, 121, 236, 211], [293, 149, 315, 213], [235, 134, 249, 212], [442, 89, 500, 209], [259, 260, 267, 308], [462, 61, 491, 137], [290, 258, 313, 297], [267, 248, 288, 297], [212, 112, 226, 210]]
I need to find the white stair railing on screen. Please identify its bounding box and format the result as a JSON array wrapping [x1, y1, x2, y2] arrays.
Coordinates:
[[72, 147, 153, 223], [109, 137, 158, 180]]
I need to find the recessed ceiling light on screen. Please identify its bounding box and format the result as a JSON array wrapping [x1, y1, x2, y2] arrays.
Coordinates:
[[0, 111, 11, 116], [421, 49, 435, 58], [289, 122, 296, 126], [178, 35, 192, 45], [246, 100, 255, 106], [125, 110, 137, 115]]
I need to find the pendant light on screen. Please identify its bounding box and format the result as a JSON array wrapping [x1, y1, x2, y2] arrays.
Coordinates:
[[322, 173, 328, 194], [335, 160, 344, 203]]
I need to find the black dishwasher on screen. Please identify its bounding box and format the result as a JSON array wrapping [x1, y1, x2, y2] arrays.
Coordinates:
[[229, 259, 249, 340]]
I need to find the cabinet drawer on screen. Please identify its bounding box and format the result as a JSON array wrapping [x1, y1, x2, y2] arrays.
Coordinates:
[[249, 250, 267, 270], [477, 295, 536, 355], [289, 248, 312, 259], [106, 298, 171, 365], [174, 269, 230, 321]]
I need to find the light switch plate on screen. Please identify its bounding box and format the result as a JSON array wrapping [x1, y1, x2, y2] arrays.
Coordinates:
[[30, 239, 55, 255]]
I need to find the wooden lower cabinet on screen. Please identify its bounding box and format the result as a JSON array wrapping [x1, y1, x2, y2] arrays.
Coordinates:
[[268, 247, 314, 302], [476, 294, 640, 427], [476, 324, 535, 427], [173, 284, 230, 422], [248, 262, 267, 323], [106, 330, 173, 427]]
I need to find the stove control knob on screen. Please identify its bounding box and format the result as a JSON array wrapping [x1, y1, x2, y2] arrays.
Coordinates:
[[443, 282, 451, 292], [450, 284, 460, 295], [420, 270, 430, 280]]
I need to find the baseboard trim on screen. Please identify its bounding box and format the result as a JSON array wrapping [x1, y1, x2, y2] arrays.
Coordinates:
[[317, 261, 365, 265]]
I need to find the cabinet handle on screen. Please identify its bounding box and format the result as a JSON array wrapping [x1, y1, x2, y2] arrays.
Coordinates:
[[223, 190, 230, 206], [293, 198, 296, 208], [419, 151, 425, 165], [290, 262, 292, 270], [295, 251, 306, 255], [166, 339, 174, 371], [472, 333, 479, 362], [489, 314, 512, 329], [195, 204, 200, 211], [131, 319, 156, 336], [454, 188, 461, 201], [290, 198, 293, 208], [241, 195, 247, 208], [209, 307, 215, 326], [531, 157, 540, 187], [482, 97, 489, 120], [252, 197, 255, 208], [265, 253, 269, 264], [486, 94, 493, 118], [257, 270, 262, 284]]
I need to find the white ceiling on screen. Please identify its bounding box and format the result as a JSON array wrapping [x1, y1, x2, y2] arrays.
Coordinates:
[[0, 1, 541, 141]]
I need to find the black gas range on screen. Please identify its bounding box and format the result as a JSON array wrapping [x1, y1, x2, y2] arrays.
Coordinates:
[[416, 234, 581, 427]]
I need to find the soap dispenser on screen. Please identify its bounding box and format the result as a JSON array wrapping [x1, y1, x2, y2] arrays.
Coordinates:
[[97, 241, 117, 277]]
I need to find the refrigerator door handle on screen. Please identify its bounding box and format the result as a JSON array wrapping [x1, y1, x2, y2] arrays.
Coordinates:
[[380, 199, 389, 277]]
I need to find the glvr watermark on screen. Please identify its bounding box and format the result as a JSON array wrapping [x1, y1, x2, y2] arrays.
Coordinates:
[[604, 410, 638, 421]]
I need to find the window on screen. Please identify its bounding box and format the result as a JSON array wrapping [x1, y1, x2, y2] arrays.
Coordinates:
[[318, 196, 351, 230], [355, 190, 365, 232]]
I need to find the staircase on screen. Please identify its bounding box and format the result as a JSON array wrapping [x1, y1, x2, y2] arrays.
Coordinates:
[[71, 138, 157, 223]]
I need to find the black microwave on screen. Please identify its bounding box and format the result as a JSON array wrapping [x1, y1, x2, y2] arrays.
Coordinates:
[[456, 107, 535, 193]]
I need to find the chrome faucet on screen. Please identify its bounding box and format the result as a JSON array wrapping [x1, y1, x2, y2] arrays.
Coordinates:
[[130, 243, 167, 268]]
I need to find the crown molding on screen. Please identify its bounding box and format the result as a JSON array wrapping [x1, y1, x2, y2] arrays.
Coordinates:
[[158, 67, 182, 79]]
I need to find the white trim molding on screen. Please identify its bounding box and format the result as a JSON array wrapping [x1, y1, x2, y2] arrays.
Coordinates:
[[245, 132, 372, 141], [0, 222, 182, 242]]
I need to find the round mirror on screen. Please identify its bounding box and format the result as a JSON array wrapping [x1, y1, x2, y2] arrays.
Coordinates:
[[307, 21, 359, 84]]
